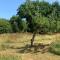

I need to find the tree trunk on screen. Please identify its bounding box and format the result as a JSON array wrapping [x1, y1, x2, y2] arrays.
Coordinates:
[[31, 32, 36, 47]]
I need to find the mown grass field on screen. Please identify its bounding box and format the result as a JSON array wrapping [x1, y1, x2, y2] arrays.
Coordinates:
[[0, 33, 60, 60]]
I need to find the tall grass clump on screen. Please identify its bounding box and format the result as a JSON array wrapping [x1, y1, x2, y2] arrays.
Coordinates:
[[49, 41, 60, 55]]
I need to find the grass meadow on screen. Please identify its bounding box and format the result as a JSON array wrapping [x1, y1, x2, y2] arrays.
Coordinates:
[[0, 33, 60, 60]]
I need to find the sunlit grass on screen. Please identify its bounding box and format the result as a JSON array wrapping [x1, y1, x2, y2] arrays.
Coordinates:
[[0, 33, 60, 43]]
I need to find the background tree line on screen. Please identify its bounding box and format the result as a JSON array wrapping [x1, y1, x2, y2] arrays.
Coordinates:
[[0, 0, 60, 34]]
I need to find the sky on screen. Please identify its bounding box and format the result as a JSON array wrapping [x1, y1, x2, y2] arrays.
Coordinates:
[[0, 0, 60, 19]]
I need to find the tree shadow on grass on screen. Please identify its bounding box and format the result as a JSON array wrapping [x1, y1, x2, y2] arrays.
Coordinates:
[[16, 43, 50, 53]]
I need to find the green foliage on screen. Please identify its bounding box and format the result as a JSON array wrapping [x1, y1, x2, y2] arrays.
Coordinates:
[[0, 19, 12, 33], [20, 19, 28, 32], [49, 41, 60, 55], [10, 16, 28, 32], [57, 21, 60, 32], [10, 15, 20, 32], [17, 0, 60, 33]]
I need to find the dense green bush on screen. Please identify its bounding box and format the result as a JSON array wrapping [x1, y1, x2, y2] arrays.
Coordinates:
[[10, 16, 28, 32], [10, 16, 20, 32], [31, 14, 49, 33], [0, 19, 12, 33], [49, 41, 60, 55], [57, 21, 60, 32], [19, 20, 28, 32]]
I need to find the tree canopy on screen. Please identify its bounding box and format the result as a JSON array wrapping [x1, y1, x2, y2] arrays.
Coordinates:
[[17, 0, 60, 33]]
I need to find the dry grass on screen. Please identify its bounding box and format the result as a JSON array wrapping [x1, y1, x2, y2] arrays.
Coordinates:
[[0, 33, 60, 60], [0, 33, 60, 43]]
